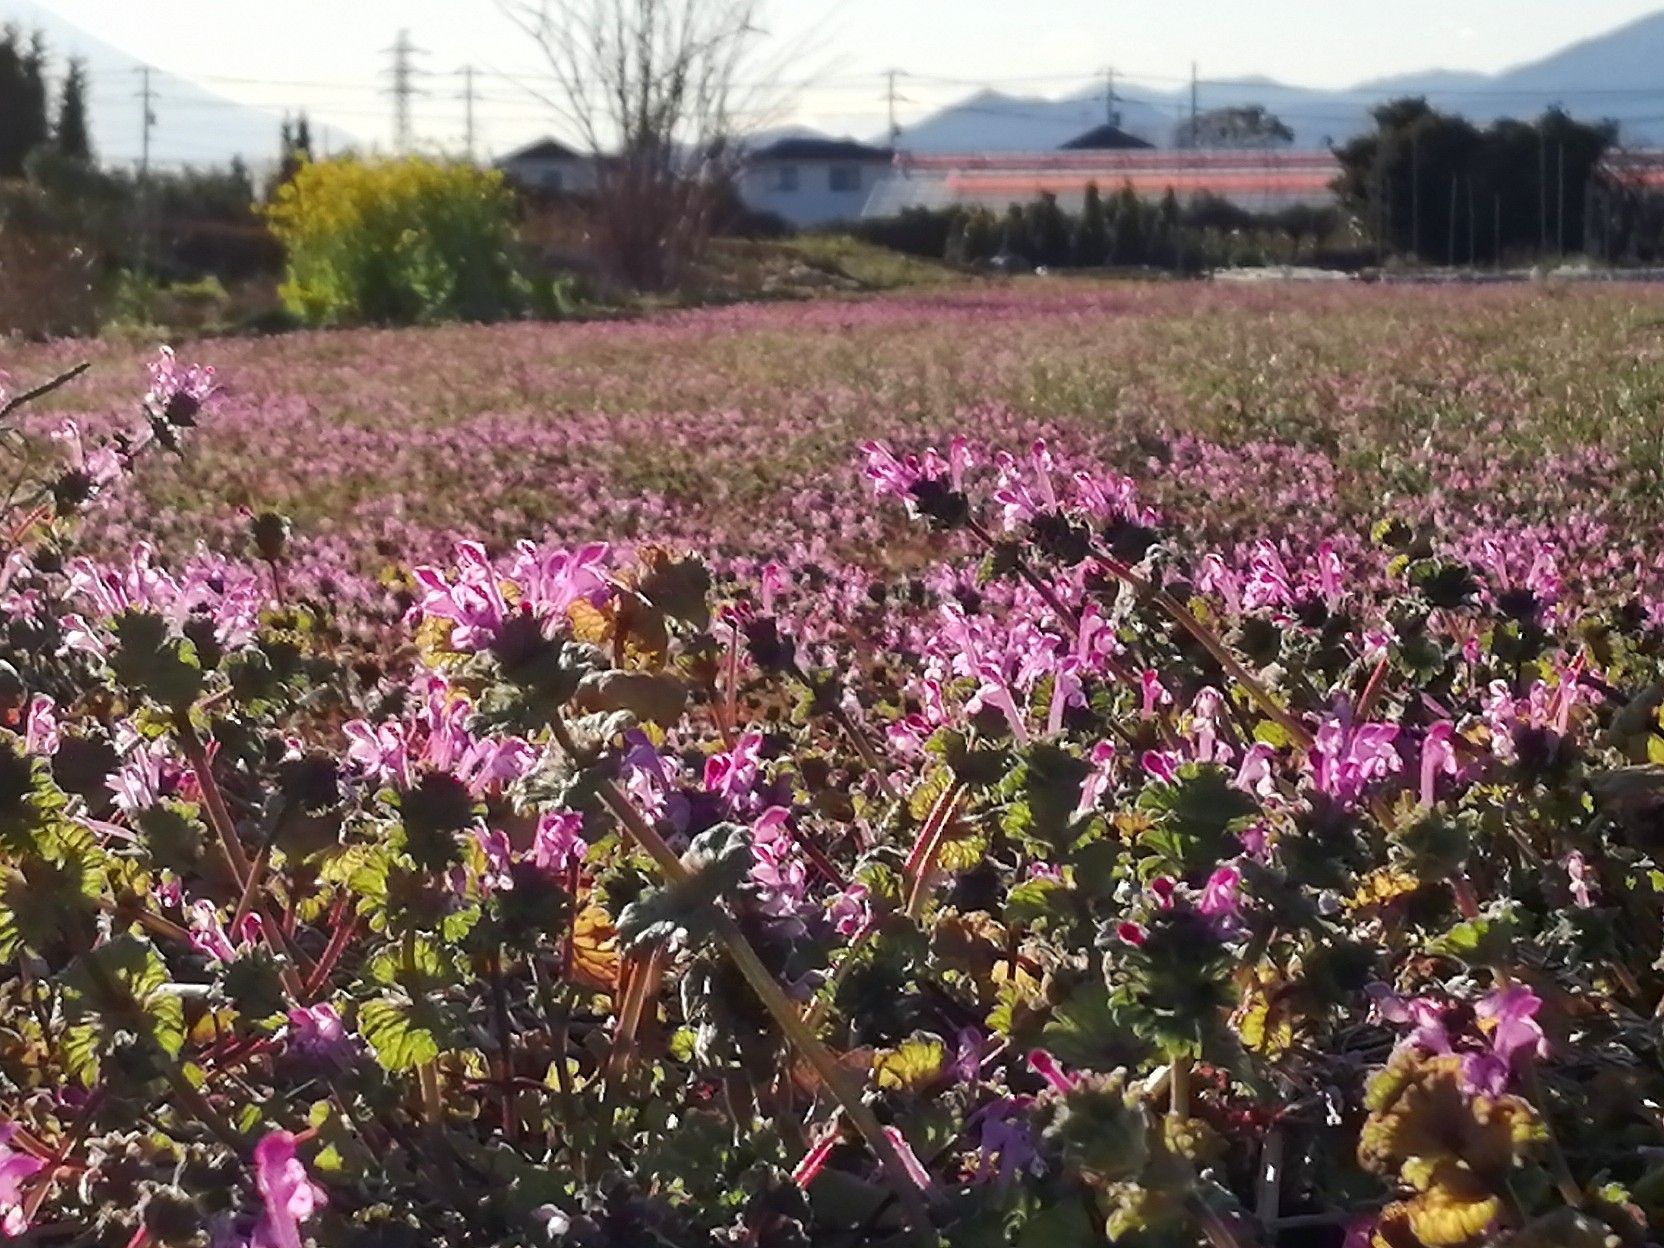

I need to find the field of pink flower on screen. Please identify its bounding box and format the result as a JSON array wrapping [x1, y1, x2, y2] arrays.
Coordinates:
[[10, 281, 1664, 1248], [17, 281, 1664, 622]]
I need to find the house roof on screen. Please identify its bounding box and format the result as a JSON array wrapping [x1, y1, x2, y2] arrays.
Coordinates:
[[1059, 124, 1155, 151], [749, 136, 893, 163], [501, 137, 584, 163]]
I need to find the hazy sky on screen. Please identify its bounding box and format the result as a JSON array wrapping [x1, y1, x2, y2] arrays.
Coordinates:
[[20, 0, 1664, 155]]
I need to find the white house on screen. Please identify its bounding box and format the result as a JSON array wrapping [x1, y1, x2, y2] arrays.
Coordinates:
[[737, 136, 895, 227], [496, 138, 598, 195]]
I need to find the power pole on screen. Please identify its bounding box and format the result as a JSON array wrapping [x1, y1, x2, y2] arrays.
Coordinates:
[[1190, 62, 1199, 136], [461, 65, 478, 161], [1466, 176, 1475, 266], [1538, 127, 1548, 252], [886, 70, 901, 148], [385, 29, 427, 153], [1104, 67, 1119, 127], [1447, 172, 1457, 267], [1411, 126, 1421, 260], [1556, 141, 1566, 256], [138, 66, 155, 180]]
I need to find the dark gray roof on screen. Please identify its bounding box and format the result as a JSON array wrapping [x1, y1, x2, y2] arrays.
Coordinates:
[[1058, 124, 1154, 151], [502, 138, 584, 163], [749, 136, 893, 162]]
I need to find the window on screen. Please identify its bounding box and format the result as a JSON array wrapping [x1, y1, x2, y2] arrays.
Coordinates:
[[771, 164, 799, 193], [828, 165, 863, 193]]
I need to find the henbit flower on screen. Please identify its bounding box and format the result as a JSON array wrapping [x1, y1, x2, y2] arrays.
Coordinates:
[[0, 1125, 45, 1238], [827, 883, 871, 938], [704, 730, 765, 814], [145, 346, 218, 422], [22, 695, 57, 757], [1311, 714, 1401, 805], [1366, 984, 1453, 1057], [1564, 851, 1596, 909], [1419, 721, 1459, 807], [1075, 741, 1116, 814], [529, 811, 585, 873], [1233, 743, 1277, 797], [1026, 1049, 1078, 1094], [748, 807, 808, 918], [251, 1131, 326, 1248], [1465, 985, 1549, 1095], [968, 1099, 1040, 1187], [881, 1126, 934, 1191], [790, 1127, 840, 1189], [1139, 669, 1172, 718], [1198, 865, 1242, 924], [283, 1004, 355, 1069]]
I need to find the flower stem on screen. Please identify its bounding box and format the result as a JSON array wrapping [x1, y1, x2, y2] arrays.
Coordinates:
[[587, 760, 931, 1230]]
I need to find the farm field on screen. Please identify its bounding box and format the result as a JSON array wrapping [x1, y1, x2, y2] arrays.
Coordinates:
[[17, 281, 1664, 614], [12, 281, 1664, 1246]]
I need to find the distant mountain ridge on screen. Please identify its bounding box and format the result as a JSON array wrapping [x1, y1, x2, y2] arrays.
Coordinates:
[[895, 9, 1664, 152], [1, 0, 357, 169]]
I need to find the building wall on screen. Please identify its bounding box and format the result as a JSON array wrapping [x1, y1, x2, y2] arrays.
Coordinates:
[[500, 156, 599, 195], [738, 159, 888, 227], [864, 151, 1341, 219]]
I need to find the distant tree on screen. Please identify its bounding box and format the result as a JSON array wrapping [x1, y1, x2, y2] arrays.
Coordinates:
[[1175, 104, 1294, 150], [1024, 192, 1071, 266], [959, 208, 997, 264], [1335, 97, 1613, 262], [55, 56, 92, 162], [1108, 182, 1143, 264], [1073, 181, 1108, 266], [270, 113, 315, 197], [998, 204, 1028, 261], [0, 26, 52, 176]]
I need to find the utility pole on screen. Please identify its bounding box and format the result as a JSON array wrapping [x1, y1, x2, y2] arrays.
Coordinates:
[[138, 66, 155, 180], [1466, 176, 1475, 266], [886, 70, 901, 148], [1538, 127, 1548, 252], [1447, 172, 1457, 267], [461, 65, 477, 161], [1556, 141, 1566, 256], [1190, 62, 1199, 136], [385, 29, 427, 153], [1104, 66, 1118, 127], [1411, 126, 1421, 260]]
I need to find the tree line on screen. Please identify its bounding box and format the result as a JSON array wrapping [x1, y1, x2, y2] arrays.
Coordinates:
[[0, 25, 91, 175]]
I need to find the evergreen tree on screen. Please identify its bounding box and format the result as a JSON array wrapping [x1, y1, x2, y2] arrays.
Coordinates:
[[1024, 192, 1071, 266], [960, 209, 996, 264], [999, 204, 1028, 261], [1073, 181, 1109, 266], [55, 56, 92, 162], [1110, 183, 1143, 264], [0, 26, 43, 175]]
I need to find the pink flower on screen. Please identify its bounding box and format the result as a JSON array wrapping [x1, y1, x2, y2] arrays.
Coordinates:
[[1198, 865, 1242, 922], [1026, 1048, 1078, 1094], [704, 731, 765, 814], [1464, 986, 1549, 1094], [827, 883, 871, 938], [22, 695, 57, 757], [1564, 851, 1596, 908], [251, 1131, 325, 1248], [1115, 921, 1147, 946], [1419, 722, 1458, 807], [880, 1126, 934, 1191], [0, 1126, 45, 1238], [530, 811, 585, 873], [283, 1004, 355, 1068], [1139, 669, 1172, 718], [1311, 714, 1401, 805]]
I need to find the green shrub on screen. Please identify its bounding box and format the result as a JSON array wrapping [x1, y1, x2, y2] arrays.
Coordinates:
[[264, 156, 527, 326]]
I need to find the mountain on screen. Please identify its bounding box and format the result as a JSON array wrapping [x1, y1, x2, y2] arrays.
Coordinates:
[[897, 9, 1664, 153], [0, 0, 356, 170]]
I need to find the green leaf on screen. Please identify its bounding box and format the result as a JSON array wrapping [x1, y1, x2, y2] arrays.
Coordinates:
[[359, 995, 445, 1071]]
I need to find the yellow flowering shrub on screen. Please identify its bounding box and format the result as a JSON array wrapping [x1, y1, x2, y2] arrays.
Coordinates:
[[265, 156, 525, 326]]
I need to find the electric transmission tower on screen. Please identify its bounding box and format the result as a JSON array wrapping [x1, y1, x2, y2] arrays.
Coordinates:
[[384, 29, 428, 153]]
